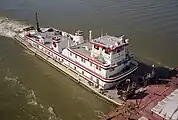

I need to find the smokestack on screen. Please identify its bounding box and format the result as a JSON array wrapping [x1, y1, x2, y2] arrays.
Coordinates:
[[35, 12, 41, 32]]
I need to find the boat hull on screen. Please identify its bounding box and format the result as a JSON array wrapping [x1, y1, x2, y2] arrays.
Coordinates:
[[14, 34, 138, 105]]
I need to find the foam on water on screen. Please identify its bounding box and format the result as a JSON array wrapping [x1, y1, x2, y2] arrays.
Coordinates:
[[144, 56, 161, 65], [0, 17, 63, 120], [48, 106, 59, 120], [0, 18, 35, 57], [142, 56, 175, 70], [4, 76, 19, 87], [0, 17, 29, 38], [23, 50, 35, 56], [4, 74, 62, 120], [76, 109, 106, 120], [93, 110, 106, 119], [26, 90, 38, 106]]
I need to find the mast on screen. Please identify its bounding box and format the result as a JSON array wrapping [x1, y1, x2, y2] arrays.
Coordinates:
[[68, 38, 70, 48], [89, 30, 92, 41], [101, 29, 103, 37], [35, 12, 41, 32]]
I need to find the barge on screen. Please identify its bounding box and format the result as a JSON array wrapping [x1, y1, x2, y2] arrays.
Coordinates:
[[105, 64, 178, 120]]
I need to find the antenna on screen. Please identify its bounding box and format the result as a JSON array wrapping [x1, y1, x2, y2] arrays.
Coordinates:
[[101, 29, 103, 37], [89, 30, 92, 41], [68, 38, 70, 48], [35, 12, 41, 32]]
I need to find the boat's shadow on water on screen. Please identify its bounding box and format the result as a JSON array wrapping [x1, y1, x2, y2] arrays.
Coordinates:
[[118, 61, 178, 100], [134, 61, 176, 80]]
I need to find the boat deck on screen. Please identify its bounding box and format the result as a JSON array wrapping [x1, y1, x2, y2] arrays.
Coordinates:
[[25, 28, 76, 52], [71, 42, 107, 65]]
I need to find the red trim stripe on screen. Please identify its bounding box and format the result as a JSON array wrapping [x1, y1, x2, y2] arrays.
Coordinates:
[[89, 42, 105, 48]]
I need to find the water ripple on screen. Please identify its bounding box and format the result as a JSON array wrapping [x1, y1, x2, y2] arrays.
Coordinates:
[[4, 75, 62, 120]]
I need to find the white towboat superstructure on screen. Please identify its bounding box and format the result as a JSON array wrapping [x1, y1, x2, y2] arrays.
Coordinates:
[[17, 13, 138, 90], [18, 27, 138, 90]]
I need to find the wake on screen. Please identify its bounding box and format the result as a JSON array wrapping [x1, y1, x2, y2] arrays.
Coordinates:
[[0, 17, 29, 38], [4, 70, 62, 120]]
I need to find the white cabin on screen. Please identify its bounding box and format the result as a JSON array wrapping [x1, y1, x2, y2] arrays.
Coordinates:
[[21, 27, 138, 89]]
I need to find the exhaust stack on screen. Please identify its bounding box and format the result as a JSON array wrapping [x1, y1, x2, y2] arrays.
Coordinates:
[[35, 12, 41, 32]]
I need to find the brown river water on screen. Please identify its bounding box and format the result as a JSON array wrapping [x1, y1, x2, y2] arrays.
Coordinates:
[[0, 0, 178, 120]]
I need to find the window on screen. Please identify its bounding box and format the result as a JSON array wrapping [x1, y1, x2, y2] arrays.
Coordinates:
[[105, 49, 110, 54], [96, 65, 101, 71], [81, 58, 86, 63], [82, 71, 84, 75], [117, 61, 122, 66], [96, 65, 99, 70], [90, 62, 92, 67], [117, 47, 124, 53], [112, 49, 117, 55], [98, 66, 101, 71], [94, 45, 99, 50], [75, 54, 77, 59], [71, 37, 73, 40], [70, 52, 72, 56], [117, 49, 120, 53]]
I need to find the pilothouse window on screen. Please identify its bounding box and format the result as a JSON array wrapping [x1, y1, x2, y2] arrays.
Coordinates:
[[117, 49, 120, 53], [105, 49, 110, 54], [59, 32, 62, 36], [94, 45, 99, 50]]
